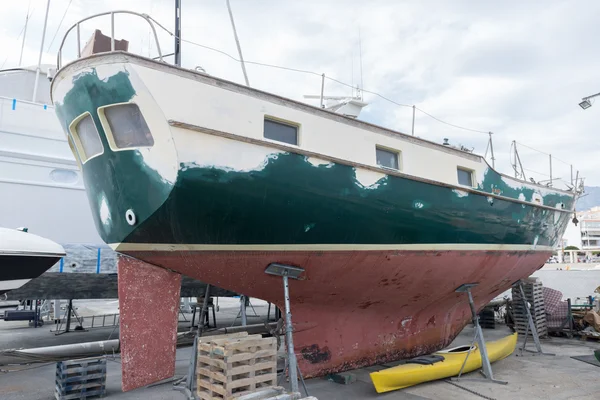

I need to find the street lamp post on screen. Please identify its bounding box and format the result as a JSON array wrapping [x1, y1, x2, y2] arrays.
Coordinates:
[[579, 92, 600, 110]]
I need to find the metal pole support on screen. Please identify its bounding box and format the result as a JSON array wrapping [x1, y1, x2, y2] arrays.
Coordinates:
[[240, 295, 248, 326], [174, 285, 212, 399], [488, 132, 495, 169], [549, 154, 553, 187], [264, 263, 304, 393], [516, 281, 555, 356], [320, 73, 325, 108], [411, 105, 416, 136], [199, 285, 212, 331], [453, 283, 507, 385], [65, 299, 72, 333], [283, 275, 299, 393]]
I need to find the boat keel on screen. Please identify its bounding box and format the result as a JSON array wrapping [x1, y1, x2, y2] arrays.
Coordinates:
[[120, 248, 547, 381], [118, 255, 182, 391]]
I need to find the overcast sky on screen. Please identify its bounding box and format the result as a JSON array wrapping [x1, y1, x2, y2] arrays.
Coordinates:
[[1, 0, 598, 187]]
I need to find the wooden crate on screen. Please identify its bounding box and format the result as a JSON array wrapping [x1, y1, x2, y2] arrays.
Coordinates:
[[55, 356, 106, 400], [196, 332, 277, 400]]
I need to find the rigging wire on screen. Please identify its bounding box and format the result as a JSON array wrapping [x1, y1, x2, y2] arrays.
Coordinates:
[[140, 15, 578, 177], [46, 0, 73, 52], [523, 167, 550, 177], [0, 6, 36, 70], [515, 141, 572, 167], [147, 16, 489, 135], [18, 0, 32, 66], [515, 141, 549, 156], [415, 107, 489, 134]]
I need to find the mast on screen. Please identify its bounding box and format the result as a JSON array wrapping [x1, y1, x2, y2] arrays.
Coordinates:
[[174, 0, 181, 66], [226, 0, 250, 87], [32, 0, 51, 103], [19, 1, 32, 66]]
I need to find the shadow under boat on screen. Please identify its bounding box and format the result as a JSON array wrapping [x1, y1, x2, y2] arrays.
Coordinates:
[[4, 272, 236, 300], [4, 243, 237, 300]]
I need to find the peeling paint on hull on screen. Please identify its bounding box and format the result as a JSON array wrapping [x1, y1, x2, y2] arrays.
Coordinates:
[[51, 55, 577, 390], [124, 248, 549, 378]]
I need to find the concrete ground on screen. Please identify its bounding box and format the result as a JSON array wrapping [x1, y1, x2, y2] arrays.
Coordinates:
[[1, 299, 600, 399]]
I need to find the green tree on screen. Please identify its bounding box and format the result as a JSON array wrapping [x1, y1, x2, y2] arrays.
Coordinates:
[[564, 246, 580, 251]]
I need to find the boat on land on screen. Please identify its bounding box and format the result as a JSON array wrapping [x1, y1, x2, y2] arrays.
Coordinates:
[[0, 227, 65, 295], [0, 66, 102, 245], [50, 12, 579, 391], [370, 332, 518, 393]]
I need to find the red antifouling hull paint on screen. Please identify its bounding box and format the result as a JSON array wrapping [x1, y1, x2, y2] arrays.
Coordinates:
[[120, 248, 548, 387], [118, 255, 182, 391]]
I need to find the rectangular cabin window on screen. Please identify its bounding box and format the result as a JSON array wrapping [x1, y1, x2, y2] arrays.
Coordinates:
[[264, 118, 298, 145], [73, 114, 103, 162], [457, 167, 473, 187], [376, 147, 399, 170], [104, 103, 154, 149], [67, 136, 83, 168]]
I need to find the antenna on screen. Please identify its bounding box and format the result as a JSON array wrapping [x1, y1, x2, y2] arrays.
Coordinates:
[[359, 28, 364, 101]]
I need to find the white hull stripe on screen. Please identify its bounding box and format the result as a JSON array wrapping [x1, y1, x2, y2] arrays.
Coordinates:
[[0, 278, 31, 291], [110, 243, 554, 252]]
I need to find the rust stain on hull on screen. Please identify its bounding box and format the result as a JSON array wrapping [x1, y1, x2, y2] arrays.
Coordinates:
[[301, 344, 332, 364]]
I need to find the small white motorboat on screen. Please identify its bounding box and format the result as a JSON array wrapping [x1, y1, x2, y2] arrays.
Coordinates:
[[0, 227, 65, 295]]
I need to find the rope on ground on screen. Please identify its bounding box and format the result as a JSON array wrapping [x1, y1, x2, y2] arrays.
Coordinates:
[[0, 361, 55, 373], [444, 379, 497, 400]]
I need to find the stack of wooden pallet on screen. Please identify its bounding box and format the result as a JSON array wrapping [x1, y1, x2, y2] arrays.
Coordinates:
[[478, 307, 496, 329], [196, 332, 278, 400], [54, 356, 107, 400], [512, 280, 548, 338]]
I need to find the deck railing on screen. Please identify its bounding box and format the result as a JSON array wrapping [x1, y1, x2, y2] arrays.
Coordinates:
[[56, 10, 163, 70]]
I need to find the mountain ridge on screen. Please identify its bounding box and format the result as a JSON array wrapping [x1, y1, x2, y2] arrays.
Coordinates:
[[577, 186, 600, 211]]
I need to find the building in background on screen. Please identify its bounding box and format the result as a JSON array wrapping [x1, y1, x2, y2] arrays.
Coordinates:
[[557, 207, 600, 263], [579, 207, 600, 251]]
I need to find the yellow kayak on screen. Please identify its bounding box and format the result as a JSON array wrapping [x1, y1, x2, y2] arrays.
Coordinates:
[[370, 333, 517, 393]]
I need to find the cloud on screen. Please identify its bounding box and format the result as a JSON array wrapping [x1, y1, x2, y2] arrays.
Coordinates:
[[2, 0, 598, 186]]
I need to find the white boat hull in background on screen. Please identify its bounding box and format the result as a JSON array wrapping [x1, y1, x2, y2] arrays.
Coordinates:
[[0, 227, 65, 295], [0, 67, 101, 244]]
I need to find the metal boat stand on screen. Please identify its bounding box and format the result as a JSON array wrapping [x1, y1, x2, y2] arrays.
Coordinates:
[[265, 263, 309, 396], [174, 284, 212, 399], [452, 283, 507, 385], [515, 281, 555, 357], [231, 295, 260, 326], [54, 299, 86, 335]]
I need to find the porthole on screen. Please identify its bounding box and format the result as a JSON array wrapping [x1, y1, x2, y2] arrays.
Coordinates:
[[50, 169, 79, 185], [125, 209, 137, 226]]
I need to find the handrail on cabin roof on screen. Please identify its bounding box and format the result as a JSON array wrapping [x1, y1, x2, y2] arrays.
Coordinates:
[[56, 10, 163, 70]]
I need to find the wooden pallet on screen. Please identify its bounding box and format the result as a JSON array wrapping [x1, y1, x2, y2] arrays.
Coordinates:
[[196, 333, 277, 400], [55, 357, 106, 400], [512, 282, 548, 338], [478, 308, 496, 329]]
